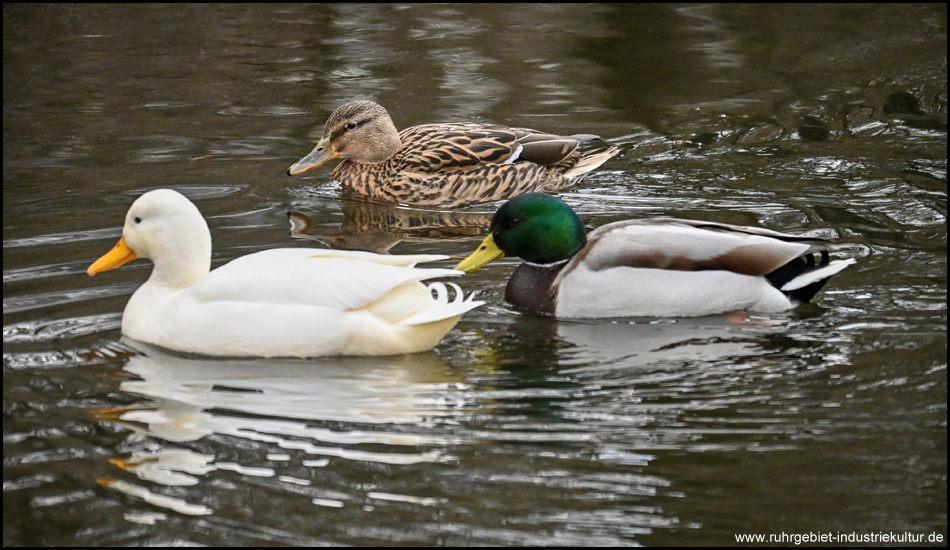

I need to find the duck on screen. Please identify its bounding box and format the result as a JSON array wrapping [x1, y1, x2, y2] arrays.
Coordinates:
[[86, 189, 482, 357], [455, 193, 856, 318], [287, 100, 620, 208]]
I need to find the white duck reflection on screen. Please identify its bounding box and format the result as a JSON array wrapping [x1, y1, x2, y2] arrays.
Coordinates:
[[118, 341, 463, 426], [93, 341, 465, 514]]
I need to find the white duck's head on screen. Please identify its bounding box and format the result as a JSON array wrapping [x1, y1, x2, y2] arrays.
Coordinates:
[[88, 189, 212, 288]]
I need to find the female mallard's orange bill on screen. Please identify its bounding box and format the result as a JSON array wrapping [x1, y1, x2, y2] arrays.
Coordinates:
[[287, 136, 339, 176]]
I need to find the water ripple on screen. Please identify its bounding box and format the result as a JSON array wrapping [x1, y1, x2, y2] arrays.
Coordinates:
[[3, 285, 134, 315], [3, 228, 120, 249], [3, 314, 122, 344]]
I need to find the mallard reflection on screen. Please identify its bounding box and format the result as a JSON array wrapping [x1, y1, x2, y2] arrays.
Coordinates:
[[289, 197, 492, 253]]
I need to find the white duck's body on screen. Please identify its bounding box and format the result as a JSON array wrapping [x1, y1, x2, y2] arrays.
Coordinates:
[[88, 189, 481, 357]]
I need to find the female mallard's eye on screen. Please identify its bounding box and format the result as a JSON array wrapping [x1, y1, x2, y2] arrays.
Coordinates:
[[346, 122, 358, 130]]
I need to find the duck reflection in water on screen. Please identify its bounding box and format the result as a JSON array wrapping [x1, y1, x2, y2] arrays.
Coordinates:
[[288, 195, 493, 253], [88, 342, 465, 515]]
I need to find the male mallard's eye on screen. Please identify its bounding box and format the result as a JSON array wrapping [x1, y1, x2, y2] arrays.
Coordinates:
[[510, 218, 522, 227]]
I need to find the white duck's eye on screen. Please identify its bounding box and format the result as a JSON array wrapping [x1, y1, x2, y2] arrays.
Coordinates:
[[134, 217, 142, 224]]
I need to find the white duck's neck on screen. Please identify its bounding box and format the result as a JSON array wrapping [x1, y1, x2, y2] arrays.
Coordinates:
[[140, 217, 212, 289], [148, 247, 210, 289]]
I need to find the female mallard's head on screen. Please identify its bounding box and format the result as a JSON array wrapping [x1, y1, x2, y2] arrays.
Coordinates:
[[456, 193, 587, 272], [288, 100, 402, 175]]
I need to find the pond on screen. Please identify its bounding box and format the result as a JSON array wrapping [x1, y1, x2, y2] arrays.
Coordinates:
[[3, 3, 946, 546]]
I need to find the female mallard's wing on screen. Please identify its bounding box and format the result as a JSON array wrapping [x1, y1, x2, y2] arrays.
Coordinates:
[[389, 123, 610, 173]]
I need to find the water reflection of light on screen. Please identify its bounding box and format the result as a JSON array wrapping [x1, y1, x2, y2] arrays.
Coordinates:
[[98, 478, 212, 516], [466, 314, 847, 454]]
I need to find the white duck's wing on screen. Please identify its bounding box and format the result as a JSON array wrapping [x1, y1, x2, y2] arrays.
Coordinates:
[[193, 249, 459, 311], [302, 248, 449, 267]]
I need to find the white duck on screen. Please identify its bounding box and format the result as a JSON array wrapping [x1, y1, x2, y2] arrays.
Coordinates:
[[455, 193, 856, 318], [87, 189, 482, 357]]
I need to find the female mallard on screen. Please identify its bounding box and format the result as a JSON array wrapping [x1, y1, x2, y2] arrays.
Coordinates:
[[287, 100, 620, 208], [455, 193, 856, 318], [87, 189, 482, 357]]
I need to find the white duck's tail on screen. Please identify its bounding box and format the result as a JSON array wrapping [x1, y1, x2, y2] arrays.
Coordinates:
[[400, 282, 484, 326]]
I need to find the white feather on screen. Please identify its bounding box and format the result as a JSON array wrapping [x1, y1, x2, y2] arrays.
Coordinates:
[[555, 263, 792, 318], [781, 259, 857, 291], [504, 143, 523, 164]]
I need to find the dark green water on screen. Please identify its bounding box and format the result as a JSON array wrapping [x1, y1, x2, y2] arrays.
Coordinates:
[[4, 4, 946, 546]]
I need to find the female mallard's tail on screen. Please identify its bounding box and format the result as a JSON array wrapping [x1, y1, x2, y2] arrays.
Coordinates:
[[563, 146, 621, 183]]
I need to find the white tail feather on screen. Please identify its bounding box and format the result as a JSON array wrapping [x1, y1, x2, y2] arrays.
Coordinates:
[[781, 259, 856, 292], [399, 282, 484, 326]]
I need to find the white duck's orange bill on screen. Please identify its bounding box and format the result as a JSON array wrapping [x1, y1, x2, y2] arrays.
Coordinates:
[[87, 237, 138, 276]]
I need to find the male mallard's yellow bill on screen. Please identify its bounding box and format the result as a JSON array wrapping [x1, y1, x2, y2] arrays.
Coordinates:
[[455, 234, 505, 273], [287, 136, 339, 175], [87, 237, 138, 276]]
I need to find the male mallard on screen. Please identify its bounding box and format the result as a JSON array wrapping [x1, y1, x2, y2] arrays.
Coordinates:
[[287, 100, 620, 208], [87, 189, 482, 357], [455, 193, 856, 318]]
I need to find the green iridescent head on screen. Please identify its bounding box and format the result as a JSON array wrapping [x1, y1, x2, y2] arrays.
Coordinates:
[[455, 193, 587, 272]]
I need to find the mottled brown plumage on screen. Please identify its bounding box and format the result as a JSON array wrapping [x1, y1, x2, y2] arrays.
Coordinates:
[[288, 100, 620, 208]]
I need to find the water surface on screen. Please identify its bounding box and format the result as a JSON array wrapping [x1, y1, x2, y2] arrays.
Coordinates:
[[3, 3, 946, 546]]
